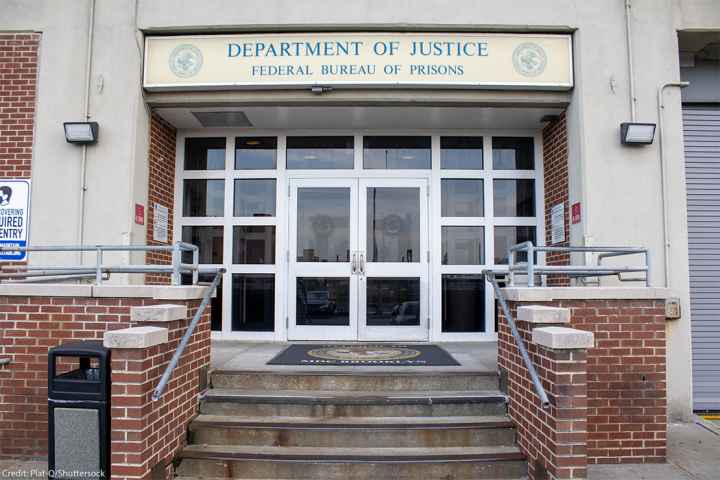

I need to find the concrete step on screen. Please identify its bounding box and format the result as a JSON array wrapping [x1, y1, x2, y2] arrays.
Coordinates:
[[189, 414, 516, 448], [200, 389, 508, 418], [210, 370, 498, 392], [175, 445, 528, 479]]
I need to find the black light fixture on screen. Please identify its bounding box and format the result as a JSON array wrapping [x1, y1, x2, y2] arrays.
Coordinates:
[[620, 122, 656, 145], [63, 122, 99, 144]]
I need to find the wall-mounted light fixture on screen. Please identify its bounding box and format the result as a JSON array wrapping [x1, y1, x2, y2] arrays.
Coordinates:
[[63, 122, 99, 144], [620, 122, 656, 145]]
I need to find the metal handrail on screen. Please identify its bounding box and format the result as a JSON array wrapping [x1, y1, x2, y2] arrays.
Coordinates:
[[507, 242, 651, 287], [484, 270, 550, 409], [0, 242, 201, 285], [152, 269, 224, 401]]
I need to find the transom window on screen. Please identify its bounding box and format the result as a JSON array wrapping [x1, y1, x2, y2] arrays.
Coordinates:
[[177, 133, 541, 339]]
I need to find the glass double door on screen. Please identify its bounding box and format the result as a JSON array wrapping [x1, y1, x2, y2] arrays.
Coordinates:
[[288, 178, 429, 341]]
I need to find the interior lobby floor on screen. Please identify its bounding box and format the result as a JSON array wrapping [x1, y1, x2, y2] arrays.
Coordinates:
[[210, 341, 498, 373]]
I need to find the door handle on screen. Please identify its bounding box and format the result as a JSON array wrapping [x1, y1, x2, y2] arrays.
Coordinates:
[[359, 253, 365, 275], [351, 253, 358, 274]]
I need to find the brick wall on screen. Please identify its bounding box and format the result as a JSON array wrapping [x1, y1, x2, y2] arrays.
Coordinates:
[[502, 295, 667, 467], [542, 112, 570, 285], [0, 33, 39, 179], [146, 113, 177, 284], [498, 306, 589, 479], [0, 291, 210, 470]]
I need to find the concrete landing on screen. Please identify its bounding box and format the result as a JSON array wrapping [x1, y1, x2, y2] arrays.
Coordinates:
[[211, 341, 497, 373]]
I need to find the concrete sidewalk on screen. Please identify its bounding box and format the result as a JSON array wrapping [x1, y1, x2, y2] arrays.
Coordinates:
[[1, 421, 718, 479], [589, 420, 720, 480]]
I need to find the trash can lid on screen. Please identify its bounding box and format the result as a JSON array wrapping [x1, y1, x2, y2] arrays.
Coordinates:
[[49, 340, 108, 356]]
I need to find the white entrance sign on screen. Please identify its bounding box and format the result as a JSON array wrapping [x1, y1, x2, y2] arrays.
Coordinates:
[[144, 33, 573, 91], [550, 203, 565, 244], [153, 203, 169, 243], [0, 179, 31, 261]]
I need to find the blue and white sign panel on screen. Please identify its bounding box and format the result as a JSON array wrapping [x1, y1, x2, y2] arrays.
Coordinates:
[[0, 179, 31, 261]]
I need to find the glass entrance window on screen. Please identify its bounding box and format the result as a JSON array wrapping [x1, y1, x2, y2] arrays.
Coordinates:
[[367, 187, 420, 263], [235, 137, 277, 169], [441, 179, 484, 217], [296, 277, 350, 326], [232, 274, 275, 331], [183, 179, 224, 217], [492, 137, 534, 170], [442, 275, 485, 332], [366, 278, 420, 326], [441, 136, 483, 170], [234, 179, 276, 217], [185, 137, 226, 170], [363, 136, 431, 169], [442, 226, 484, 265], [493, 179, 535, 217], [297, 188, 350, 262], [287, 136, 354, 169]]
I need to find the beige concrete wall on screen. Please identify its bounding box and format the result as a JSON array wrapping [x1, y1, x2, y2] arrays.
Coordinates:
[[4, 0, 720, 419]]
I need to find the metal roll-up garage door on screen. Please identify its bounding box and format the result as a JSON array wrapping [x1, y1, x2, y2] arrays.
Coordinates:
[[683, 105, 720, 411]]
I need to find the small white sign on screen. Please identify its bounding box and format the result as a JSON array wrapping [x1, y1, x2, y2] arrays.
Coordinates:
[[153, 203, 169, 243], [550, 203, 565, 244], [0, 179, 31, 261]]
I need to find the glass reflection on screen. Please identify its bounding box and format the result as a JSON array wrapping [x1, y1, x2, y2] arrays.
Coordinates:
[[297, 188, 350, 262], [232, 274, 275, 331], [234, 179, 276, 217], [235, 137, 277, 169], [442, 275, 485, 332], [182, 273, 222, 331], [233, 226, 275, 264], [182, 226, 223, 264], [367, 187, 420, 263], [296, 277, 350, 326], [492, 137, 534, 170], [494, 226, 537, 264], [363, 136, 431, 169], [441, 179, 484, 217], [493, 179, 535, 217], [366, 278, 420, 326], [287, 136, 354, 169], [442, 226, 484, 265], [183, 179, 224, 217], [441, 136, 483, 170], [185, 138, 225, 170]]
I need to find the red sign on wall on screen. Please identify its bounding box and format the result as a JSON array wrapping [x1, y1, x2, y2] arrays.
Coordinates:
[[571, 202, 581, 224], [135, 204, 145, 225]]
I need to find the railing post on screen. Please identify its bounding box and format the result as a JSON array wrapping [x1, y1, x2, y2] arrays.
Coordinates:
[[171, 242, 181, 286], [527, 243, 535, 287], [508, 245, 515, 287], [192, 246, 199, 285], [645, 249, 652, 287], [95, 246, 103, 285]]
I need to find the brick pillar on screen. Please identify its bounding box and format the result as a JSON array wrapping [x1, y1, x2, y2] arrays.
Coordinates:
[[542, 112, 570, 285], [498, 305, 592, 479], [146, 114, 178, 285]]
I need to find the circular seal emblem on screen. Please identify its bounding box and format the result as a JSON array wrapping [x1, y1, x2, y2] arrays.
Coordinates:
[[168, 44, 203, 78], [307, 345, 422, 362], [512, 42, 547, 77], [382, 214, 404, 236]]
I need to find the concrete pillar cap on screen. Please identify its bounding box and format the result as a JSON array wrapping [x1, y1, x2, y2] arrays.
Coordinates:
[[103, 326, 168, 349], [131, 304, 187, 323], [532, 326, 594, 350], [517, 305, 570, 324]]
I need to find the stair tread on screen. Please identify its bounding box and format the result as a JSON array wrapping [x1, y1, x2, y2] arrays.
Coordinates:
[[204, 388, 506, 402], [213, 369, 497, 376], [181, 444, 525, 461], [191, 413, 514, 429]]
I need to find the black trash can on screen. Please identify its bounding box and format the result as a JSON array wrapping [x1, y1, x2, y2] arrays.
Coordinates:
[[48, 341, 111, 480]]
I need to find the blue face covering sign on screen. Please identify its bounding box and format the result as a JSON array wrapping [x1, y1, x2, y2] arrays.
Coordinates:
[[0, 179, 31, 261]]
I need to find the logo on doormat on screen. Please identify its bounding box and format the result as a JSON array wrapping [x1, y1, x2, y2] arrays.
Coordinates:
[[512, 42, 547, 77], [307, 345, 421, 362], [169, 44, 203, 78]]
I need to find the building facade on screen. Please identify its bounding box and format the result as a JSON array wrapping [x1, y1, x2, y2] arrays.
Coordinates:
[[1, 0, 719, 421]]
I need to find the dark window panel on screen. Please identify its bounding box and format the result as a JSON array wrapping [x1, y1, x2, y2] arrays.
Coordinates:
[[182, 226, 223, 264], [297, 188, 350, 263], [441, 136, 483, 170], [493, 179, 535, 217], [182, 273, 223, 331], [441, 179, 484, 217], [296, 277, 350, 326], [492, 137, 534, 170], [232, 274, 275, 332], [287, 136, 354, 169], [442, 275, 485, 332], [363, 136, 431, 169], [233, 226, 276, 264], [494, 226, 537, 264], [366, 278, 420, 326], [442, 226, 485, 265], [183, 179, 224, 217], [235, 136, 277, 170], [367, 187, 420, 263], [234, 179, 276, 217], [185, 137, 226, 170]]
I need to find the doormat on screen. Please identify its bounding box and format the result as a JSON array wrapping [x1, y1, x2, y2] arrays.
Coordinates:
[[267, 344, 460, 366]]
